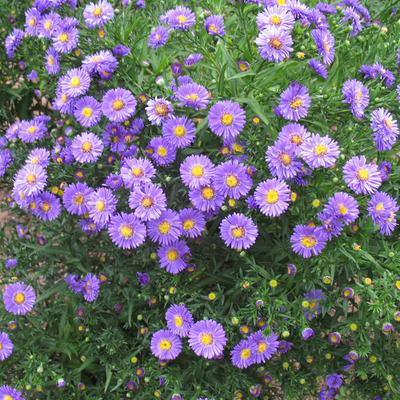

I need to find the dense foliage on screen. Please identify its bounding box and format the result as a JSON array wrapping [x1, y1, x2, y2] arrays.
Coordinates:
[[1, 0, 400, 399]]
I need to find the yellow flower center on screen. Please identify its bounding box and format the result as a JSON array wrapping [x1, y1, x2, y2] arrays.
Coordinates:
[[131, 167, 144, 177], [26, 174, 36, 184], [239, 63, 248, 71], [155, 34, 161, 40], [93, 7, 103, 17], [375, 203, 384, 212], [208, 24, 218, 33], [173, 126, 186, 138], [270, 15, 282, 25], [241, 348, 251, 359], [231, 226, 245, 238], [290, 96, 302, 110], [44, 21, 53, 30], [159, 339, 172, 350], [31, 157, 40, 165], [266, 189, 279, 204], [61, 94, 68, 103], [178, 15, 187, 24], [41, 202, 51, 212], [200, 333, 213, 346], [120, 224, 134, 238], [383, 119, 392, 129], [323, 42, 330, 54], [158, 220, 171, 234], [338, 204, 347, 215], [142, 196, 154, 208], [191, 166, 204, 178], [167, 249, 179, 261], [174, 315, 184, 327], [357, 168, 369, 181], [277, 0, 286, 5], [269, 37, 283, 50], [278, 152, 292, 166], [300, 235, 316, 248], [14, 292, 25, 304], [82, 107, 93, 118], [219, 113, 234, 126], [290, 134, 303, 145], [29, 17, 37, 26], [226, 174, 239, 187], [73, 193, 85, 205], [313, 144, 327, 156], [201, 187, 214, 200], [232, 143, 244, 153], [258, 341, 268, 353], [81, 141, 93, 153], [155, 103, 169, 116], [96, 200, 105, 212], [157, 146, 167, 157], [70, 77, 81, 88], [112, 100, 125, 111], [28, 126, 37, 134], [185, 94, 199, 103], [183, 219, 195, 230]]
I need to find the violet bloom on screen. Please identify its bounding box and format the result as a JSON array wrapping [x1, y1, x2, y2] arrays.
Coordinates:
[[308, 59, 328, 79], [343, 156, 381, 195], [120, 157, 156, 189], [231, 339, 257, 369], [36, 192, 62, 222], [370, 108, 399, 151], [148, 26, 168, 49], [108, 212, 147, 249], [254, 26, 293, 63], [184, 53, 203, 67], [59, 68, 91, 98], [165, 304, 194, 337], [302, 328, 315, 340], [278, 81, 311, 121], [151, 330, 182, 360], [342, 79, 369, 119], [63, 182, 94, 216], [301, 133, 340, 169], [71, 132, 104, 163], [189, 184, 224, 213], [137, 272, 149, 286], [146, 97, 174, 126], [148, 136, 177, 167], [3, 282, 36, 315], [129, 183, 167, 221], [179, 208, 205, 238], [0, 333, 14, 360], [83, 0, 114, 29], [74, 96, 102, 128], [102, 88, 137, 122], [147, 209, 181, 245], [325, 192, 359, 225], [248, 330, 279, 363], [328, 332, 341, 345], [158, 240, 190, 274], [326, 373, 343, 389], [83, 273, 101, 302], [204, 15, 225, 36], [311, 28, 335, 65], [180, 155, 214, 189], [278, 123, 310, 154], [290, 225, 327, 258], [254, 178, 290, 217], [166, 6, 196, 30], [14, 164, 47, 197], [219, 212, 258, 250], [162, 116, 196, 148], [256, 6, 295, 31], [87, 188, 117, 226], [113, 44, 130, 56], [367, 192, 398, 235], [176, 83, 210, 110]]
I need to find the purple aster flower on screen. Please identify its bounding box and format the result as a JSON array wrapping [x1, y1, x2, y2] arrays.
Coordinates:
[[278, 81, 311, 121], [302, 328, 315, 340], [342, 287, 354, 299], [278, 341, 293, 354], [52, 25, 79, 53], [3, 282, 36, 315], [83, 273, 100, 302], [317, 209, 344, 240], [278, 123, 310, 154], [16, 225, 28, 239], [53, 88, 77, 114], [102, 123, 127, 153], [74, 96, 102, 128], [14, 164, 47, 197], [35, 192, 62, 221], [180, 155, 214, 189], [213, 160, 252, 200], [105, 173, 123, 189], [113, 44, 130, 56], [340, 7, 364, 36], [5, 28, 24, 59], [204, 15, 225, 36], [129, 183, 167, 221], [102, 88, 137, 123], [184, 53, 203, 67], [0, 386, 24, 400], [146, 98, 174, 126], [7, 321, 18, 331], [249, 330, 279, 363], [328, 332, 341, 345], [316, 2, 337, 14], [176, 83, 210, 110], [257, 6, 295, 31], [311, 28, 335, 65], [179, 208, 205, 238], [326, 373, 343, 389], [167, 6, 196, 30], [83, 1, 114, 29], [151, 329, 182, 360], [148, 137, 176, 167], [266, 139, 303, 179], [254, 178, 290, 217], [325, 192, 359, 225], [302, 289, 326, 320], [18, 119, 47, 143], [382, 323, 395, 333], [27, 70, 38, 83], [208, 101, 246, 141], [120, 157, 156, 189], [188, 320, 227, 359], [137, 272, 149, 286], [63, 182, 94, 215], [231, 339, 257, 369], [171, 63, 182, 75], [343, 156, 382, 195], [165, 304, 194, 337], [58, 68, 91, 98], [370, 108, 399, 151], [6, 121, 22, 141], [38, 11, 60, 39], [148, 26, 168, 49], [26, 148, 50, 168], [0, 332, 14, 360], [255, 26, 293, 63], [291, 225, 327, 258], [367, 192, 398, 235], [189, 184, 224, 212], [342, 79, 369, 119], [148, 209, 181, 245], [301, 133, 340, 169], [71, 132, 104, 163], [82, 50, 118, 76], [219, 213, 258, 250], [359, 64, 378, 80], [308, 59, 328, 79], [162, 116, 196, 148], [25, 7, 42, 36], [378, 161, 391, 181], [87, 187, 117, 226], [108, 212, 147, 249]]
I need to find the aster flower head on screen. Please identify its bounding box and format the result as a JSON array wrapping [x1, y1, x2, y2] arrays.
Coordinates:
[[162, 116, 196, 148], [63, 182, 94, 216], [278, 81, 311, 121], [382, 323, 395, 333], [326, 374, 343, 389], [343, 156, 381, 195], [167, 6, 196, 30], [0, 332, 14, 361], [317, 209, 344, 240], [165, 304, 194, 337], [5, 28, 24, 59], [129, 183, 167, 221], [325, 192, 359, 225], [219, 213, 258, 250], [189, 184, 224, 213], [302, 328, 315, 340], [0, 385, 24, 400], [108, 212, 147, 249], [83, 273, 100, 302], [328, 332, 341, 345], [204, 15, 225, 36], [278, 123, 310, 154], [311, 28, 335, 65], [148, 209, 181, 245], [148, 26, 168, 49], [249, 330, 279, 363], [121, 157, 156, 189], [176, 83, 210, 110], [291, 225, 327, 258], [342, 287, 354, 299], [146, 97, 174, 126], [188, 320, 227, 359], [301, 133, 340, 169], [231, 339, 257, 369], [14, 164, 47, 197], [254, 178, 291, 217], [370, 108, 399, 151], [87, 187, 117, 226], [208, 101, 246, 140], [308, 59, 328, 79], [255, 26, 294, 63], [137, 272, 149, 286], [26, 148, 50, 168], [38, 11, 60, 39], [59, 68, 91, 98], [303, 289, 326, 320], [83, 1, 114, 29], [3, 282, 36, 315], [113, 44, 130, 56], [25, 7, 42, 36], [257, 6, 296, 32], [180, 155, 215, 189], [52, 25, 79, 53], [18, 119, 47, 143], [151, 330, 182, 360], [184, 53, 203, 67], [342, 79, 369, 119], [102, 88, 137, 123], [367, 192, 398, 235], [71, 132, 104, 163], [148, 137, 176, 167], [74, 96, 102, 128], [179, 208, 205, 238], [35, 192, 61, 221]]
